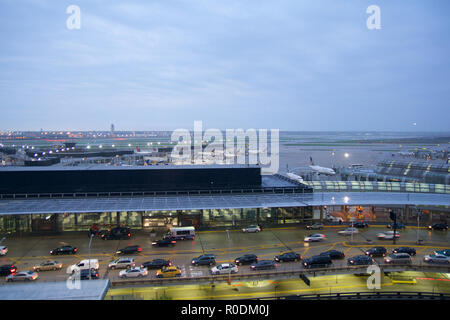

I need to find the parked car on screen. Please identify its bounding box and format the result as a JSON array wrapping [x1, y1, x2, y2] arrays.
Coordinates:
[[274, 252, 301, 262], [242, 225, 261, 233], [192, 254, 216, 266], [234, 254, 258, 266], [393, 247, 416, 256], [320, 250, 345, 260], [338, 227, 359, 236], [250, 260, 277, 271], [108, 258, 135, 270], [70, 269, 99, 280], [302, 255, 332, 269], [347, 255, 374, 266], [304, 234, 326, 242], [384, 253, 412, 264], [0, 246, 8, 256], [423, 254, 450, 264], [435, 249, 450, 257], [156, 266, 182, 278], [152, 238, 176, 247], [305, 223, 324, 230], [101, 227, 131, 240], [377, 231, 401, 240], [50, 245, 77, 255], [0, 264, 17, 276], [387, 222, 405, 229], [66, 259, 99, 274], [6, 271, 38, 282], [210, 263, 238, 275], [32, 261, 63, 271], [141, 259, 172, 269], [116, 245, 142, 255], [351, 222, 369, 228], [365, 247, 387, 257], [326, 215, 344, 223], [119, 267, 148, 278], [428, 223, 448, 231]]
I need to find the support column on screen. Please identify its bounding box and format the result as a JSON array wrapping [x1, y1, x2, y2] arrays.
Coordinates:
[[256, 208, 260, 225], [319, 206, 324, 222], [116, 212, 120, 226]]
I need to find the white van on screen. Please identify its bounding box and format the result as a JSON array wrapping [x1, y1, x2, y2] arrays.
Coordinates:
[[66, 259, 99, 274], [166, 226, 195, 240]]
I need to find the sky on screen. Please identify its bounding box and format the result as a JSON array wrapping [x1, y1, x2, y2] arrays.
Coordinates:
[[0, 0, 449, 132]]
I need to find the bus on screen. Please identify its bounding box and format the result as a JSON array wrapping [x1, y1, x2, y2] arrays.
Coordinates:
[[168, 226, 195, 240]]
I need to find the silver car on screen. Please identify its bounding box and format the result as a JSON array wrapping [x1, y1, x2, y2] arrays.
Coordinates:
[[119, 267, 148, 278], [242, 225, 261, 233], [306, 223, 324, 230], [108, 258, 135, 269], [338, 227, 359, 235], [6, 271, 39, 282], [384, 253, 412, 264], [423, 254, 450, 264]]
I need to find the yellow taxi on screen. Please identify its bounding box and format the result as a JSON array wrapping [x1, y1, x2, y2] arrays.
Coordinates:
[[156, 266, 182, 278]]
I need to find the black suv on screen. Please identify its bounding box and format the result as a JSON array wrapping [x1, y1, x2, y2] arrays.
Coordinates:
[[116, 245, 142, 255], [0, 264, 17, 276], [141, 259, 172, 269], [393, 247, 416, 256], [50, 245, 78, 255], [152, 238, 176, 247], [101, 227, 131, 240], [274, 252, 301, 262], [428, 223, 448, 231], [348, 255, 374, 266], [192, 254, 216, 266], [365, 247, 387, 257], [351, 222, 369, 228], [234, 254, 258, 265], [320, 250, 345, 260], [302, 255, 332, 269]]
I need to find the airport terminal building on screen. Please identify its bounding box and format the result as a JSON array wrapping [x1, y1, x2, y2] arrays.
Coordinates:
[[0, 165, 314, 233]]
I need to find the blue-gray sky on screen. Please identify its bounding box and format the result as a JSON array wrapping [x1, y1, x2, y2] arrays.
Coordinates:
[[0, 0, 449, 131]]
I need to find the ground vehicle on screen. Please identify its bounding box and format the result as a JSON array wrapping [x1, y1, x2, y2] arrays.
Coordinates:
[[302, 255, 332, 268], [67, 259, 99, 274], [352, 222, 369, 228], [0, 264, 17, 276], [108, 258, 135, 269], [6, 271, 38, 282], [242, 225, 261, 233], [235, 254, 258, 265], [347, 255, 374, 266], [0, 246, 8, 256], [50, 245, 77, 255], [326, 215, 344, 223], [423, 254, 449, 264], [167, 226, 195, 240], [101, 227, 131, 240], [251, 260, 277, 270], [210, 263, 238, 275], [119, 267, 148, 278], [387, 222, 405, 229], [377, 231, 401, 240], [428, 223, 448, 231], [365, 247, 387, 257], [33, 261, 63, 271], [141, 259, 172, 269], [304, 234, 326, 242], [393, 247, 416, 256], [156, 266, 182, 278], [274, 252, 301, 262], [384, 253, 412, 264], [70, 269, 99, 280], [116, 245, 142, 255], [338, 227, 359, 235], [435, 249, 450, 257], [320, 250, 345, 260], [192, 254, 216, 266], [305, 223, 323, 230], [152, 238, 176, 247]]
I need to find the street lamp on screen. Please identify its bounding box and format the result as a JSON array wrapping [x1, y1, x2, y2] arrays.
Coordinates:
[[88, 233, 94, 280], [226, 230, 232, 285]]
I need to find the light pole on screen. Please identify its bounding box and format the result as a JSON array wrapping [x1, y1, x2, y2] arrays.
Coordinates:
[[226, 229, 231, 285], [88, 233, 94, 280]]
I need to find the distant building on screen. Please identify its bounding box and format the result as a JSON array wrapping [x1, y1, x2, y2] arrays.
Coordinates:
[[110, 124, 115, 136]]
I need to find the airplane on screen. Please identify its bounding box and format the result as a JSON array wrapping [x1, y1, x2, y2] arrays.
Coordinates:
[[397, 151, 414, 156], [285, 165, 304, 183], [309, 157, 336, 176]]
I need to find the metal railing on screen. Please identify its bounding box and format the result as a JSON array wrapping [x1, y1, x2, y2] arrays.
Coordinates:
[[254, 291, 450, 300]]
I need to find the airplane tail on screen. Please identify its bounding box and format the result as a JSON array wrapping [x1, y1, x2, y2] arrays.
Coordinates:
[[309, 156, 314, 165]]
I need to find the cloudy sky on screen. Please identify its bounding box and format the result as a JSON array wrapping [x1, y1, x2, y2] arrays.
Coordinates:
[[0, 0, 449, 131]]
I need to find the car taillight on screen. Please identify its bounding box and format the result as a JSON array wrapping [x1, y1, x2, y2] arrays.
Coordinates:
[[169, 262, 172, 266], [138, 248, 142, 252], [74, 248, 78, 252], [171, 241, 176, 244], [128, 233, 131, 237]]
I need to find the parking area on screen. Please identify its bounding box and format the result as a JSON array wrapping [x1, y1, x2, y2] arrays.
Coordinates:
[[0, 225, 448, 284]]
